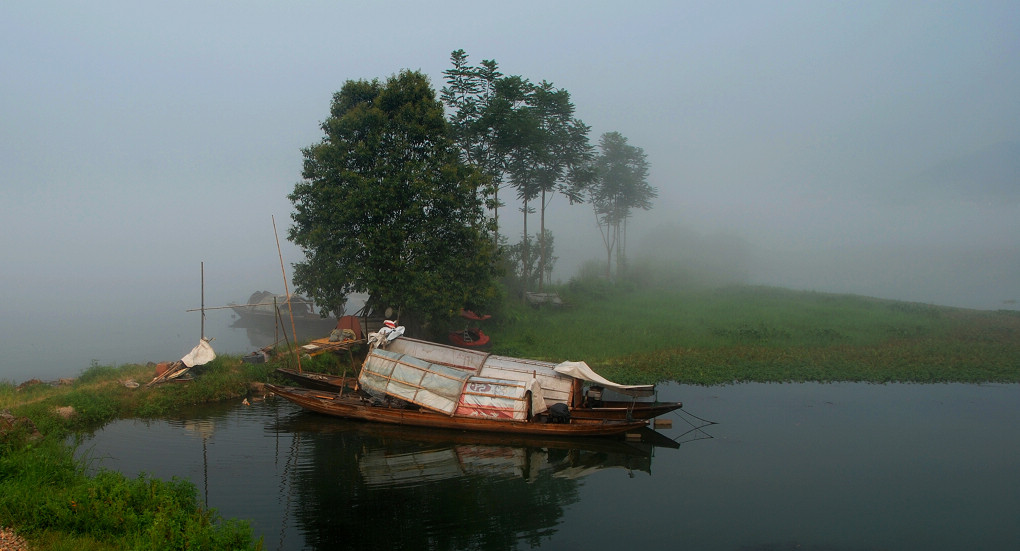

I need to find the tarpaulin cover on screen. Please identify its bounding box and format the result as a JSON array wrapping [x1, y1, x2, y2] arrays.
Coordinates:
[[359, 348, 472, 415], [385, 337, 490, 371], [480, 355, 573, 406], [180, 338, 216, 368], [455, 376, 545, 420], [553, 361, 655, 397]]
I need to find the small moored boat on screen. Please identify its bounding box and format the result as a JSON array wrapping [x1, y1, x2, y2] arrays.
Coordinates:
[[268, 384, 647, 437]]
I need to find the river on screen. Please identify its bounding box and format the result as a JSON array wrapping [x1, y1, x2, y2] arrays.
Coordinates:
[[76, 382, 1020, 550]]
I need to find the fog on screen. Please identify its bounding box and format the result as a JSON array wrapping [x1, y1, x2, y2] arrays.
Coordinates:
[[2, 1, 1017, 380]]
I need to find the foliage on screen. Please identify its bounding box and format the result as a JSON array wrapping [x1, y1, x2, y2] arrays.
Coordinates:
[[289, 70, 501, 332], [0, 437, 259, 550], [77, 362, 121, 384], [0, 356, 274, 550], [500, 230, 556, 298], [442, 50, 593, 292], [440, 50, 503, 216], [590, 131, 656, 279]]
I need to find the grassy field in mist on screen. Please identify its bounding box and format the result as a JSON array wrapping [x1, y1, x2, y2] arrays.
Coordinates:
[[486, 285, 1020, 385]]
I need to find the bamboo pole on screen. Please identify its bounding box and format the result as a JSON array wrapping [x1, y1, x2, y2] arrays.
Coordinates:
[[273, 215, 301, 373], [200, 261, 205, 340], [185, 301, 295, 312], [274, 298, 294, 369]]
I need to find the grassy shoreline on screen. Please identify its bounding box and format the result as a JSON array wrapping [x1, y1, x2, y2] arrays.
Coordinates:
[[1, 360, 274, 551], [486, 286, 1020, 385], [2, 285, 1018, 549]]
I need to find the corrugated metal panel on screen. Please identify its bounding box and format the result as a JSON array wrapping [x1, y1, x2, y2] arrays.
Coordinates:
[[456, 376, 530, 420], [479, 356, 573, 405], [359, 349, 471, 415]]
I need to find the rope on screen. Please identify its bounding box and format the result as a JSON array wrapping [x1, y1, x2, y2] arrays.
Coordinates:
[[668, 408, 717, 444]]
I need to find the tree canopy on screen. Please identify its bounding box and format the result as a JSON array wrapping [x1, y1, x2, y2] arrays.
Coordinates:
[[442, 50, 593, 292], [590, 131, 656, 278], [288, 70, 500, 332]]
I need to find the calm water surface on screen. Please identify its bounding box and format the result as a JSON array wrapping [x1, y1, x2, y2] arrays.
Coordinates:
[[78, 383, 1020, 550]]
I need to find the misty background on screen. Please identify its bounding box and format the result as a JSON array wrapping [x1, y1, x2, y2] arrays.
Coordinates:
[[2, 1, 1017, 381]]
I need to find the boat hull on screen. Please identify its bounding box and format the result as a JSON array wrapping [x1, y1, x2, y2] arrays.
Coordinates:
[[275, 368, 356, 392], [570, 401, 683, 421], [267, 384, 647, 437], [274, 369, 681, 421]]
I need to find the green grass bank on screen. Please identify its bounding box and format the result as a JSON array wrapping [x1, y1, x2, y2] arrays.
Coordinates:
[[1, 360, 275, 551], [485, 285, 1020, 385]]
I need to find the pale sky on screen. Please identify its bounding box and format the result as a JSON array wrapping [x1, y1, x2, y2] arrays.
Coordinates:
[[2, 0, 1018, 333]]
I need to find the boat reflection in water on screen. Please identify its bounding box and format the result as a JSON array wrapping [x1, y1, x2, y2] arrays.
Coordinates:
[[269, 410, 682, 550], [277, 415, 674, 486]]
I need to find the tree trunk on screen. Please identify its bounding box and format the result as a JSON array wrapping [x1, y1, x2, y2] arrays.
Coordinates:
[[539, 189, 546, 292], [522, 200, 529, 300], [493, 185, 500, 244]]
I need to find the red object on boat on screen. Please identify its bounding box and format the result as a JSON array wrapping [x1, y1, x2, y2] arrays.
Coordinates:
[[449, 328, 490, 348]]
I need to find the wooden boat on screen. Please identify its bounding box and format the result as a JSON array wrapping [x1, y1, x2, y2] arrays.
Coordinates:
[[274, 413, 677, 453], [275, 367, 357, 392], [229, 291, 326, 322], [267, 384, 648, 437], [276, 366, 680, 421], [384, 336, 682, 421], [275, 335, 681, 421], [277, 374, 681, 421]]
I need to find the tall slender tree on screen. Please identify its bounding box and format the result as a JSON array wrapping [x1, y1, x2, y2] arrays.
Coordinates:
[[590, 131, 656, 279], [527, 81, 592, 290], [442, 51, 592, 293], [441, 50, 504, 239]]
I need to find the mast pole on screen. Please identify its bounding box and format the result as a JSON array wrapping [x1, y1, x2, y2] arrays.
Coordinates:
[[273, 215, 301, 372], [201, 261, 205, 341]]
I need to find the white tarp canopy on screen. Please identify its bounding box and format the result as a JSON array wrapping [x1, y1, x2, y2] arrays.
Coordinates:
[[181, 338, 216, 368], [553, 361, 655, 398]]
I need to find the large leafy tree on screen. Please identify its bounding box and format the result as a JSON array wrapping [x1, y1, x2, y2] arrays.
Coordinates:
[[288, 70, 500, 332], [590, 131, 656, 278]]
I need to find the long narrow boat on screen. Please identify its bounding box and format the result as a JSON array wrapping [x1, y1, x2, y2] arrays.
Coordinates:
[[275, 335, 682, 421], [275, 367, 357, 392], [267, 384, 648, 437], [277, 367, 681, 421]]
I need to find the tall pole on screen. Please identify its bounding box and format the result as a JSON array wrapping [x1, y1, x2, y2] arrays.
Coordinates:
[[273, 215, 301, 372], [201, 261, 205, 341]]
